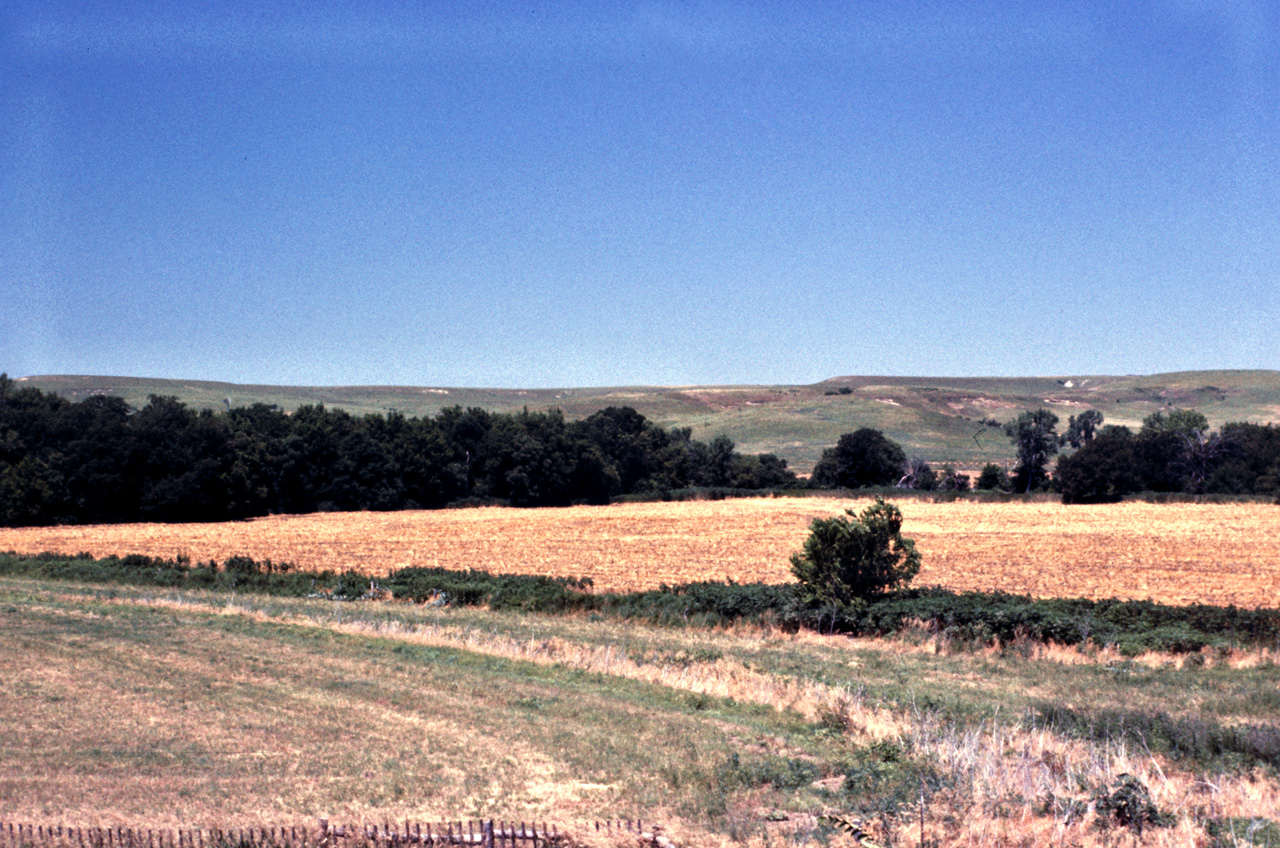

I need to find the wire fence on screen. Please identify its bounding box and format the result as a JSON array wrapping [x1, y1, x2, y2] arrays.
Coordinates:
[[0, 819, 671, 848]]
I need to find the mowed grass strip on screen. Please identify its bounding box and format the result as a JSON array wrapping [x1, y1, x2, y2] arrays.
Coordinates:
[[3, 580, 1279, 847], [0, 585, 821, 830], [12, 579, 1275, 738], [3, 499, 1280, 607]]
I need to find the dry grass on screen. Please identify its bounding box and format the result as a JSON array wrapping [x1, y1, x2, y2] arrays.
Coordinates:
[[3, 582, 1277, 848], [3, 499, 1279, 607]]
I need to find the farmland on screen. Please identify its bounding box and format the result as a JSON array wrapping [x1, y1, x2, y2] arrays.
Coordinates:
[[3, 496, 1280, 846], [3, 498, 1279, 608]]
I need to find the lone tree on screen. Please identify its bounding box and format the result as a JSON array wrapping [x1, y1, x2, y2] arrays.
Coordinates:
[[1005, 409, 1059, 492], [790, 498, 921, 616], [810, 428, 906, 489]]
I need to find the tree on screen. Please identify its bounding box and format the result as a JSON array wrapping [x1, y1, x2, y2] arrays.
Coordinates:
[[790, 498, 921, 613], [699, 434, 738, 488], [1136, 409, 1228, 493], [1062, 410, 1104, 448], [1175, 428, 1233, 494], [975, 463, 1010, 491], [1005, 409, 1059, 492], [728, 453, 799, 489], [1207, 423, 1280, 494], [810, 429, 907, 489], [579, 406, 668, 493], [896, 456, 936, 490], [937, 465, 970, 491], [1142, 409, 1209, 437], [1055, 425, 1142, 503]]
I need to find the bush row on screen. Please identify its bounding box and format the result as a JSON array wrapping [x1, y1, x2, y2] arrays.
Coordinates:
[[3, 551, 1278, 654]]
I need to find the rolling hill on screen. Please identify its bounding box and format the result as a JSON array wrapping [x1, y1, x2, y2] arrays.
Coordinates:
[[15, 371, 1280, 473]]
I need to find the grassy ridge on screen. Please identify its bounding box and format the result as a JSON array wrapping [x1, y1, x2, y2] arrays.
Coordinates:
[[19, 370, 1280, 472]]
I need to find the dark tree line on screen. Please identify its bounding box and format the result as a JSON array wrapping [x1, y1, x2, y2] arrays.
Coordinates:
[[996, 406, 1280, 502], [1056, 409, 1280, 502], [803, 409, 1280, 503], [0, 376, 798, 526], [6, 372, 1275, 525]]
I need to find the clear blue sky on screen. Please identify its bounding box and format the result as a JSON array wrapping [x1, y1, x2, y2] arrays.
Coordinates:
[[3, 1, 1277, 388]]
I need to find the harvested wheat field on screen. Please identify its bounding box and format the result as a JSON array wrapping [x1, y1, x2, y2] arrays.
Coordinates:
[[2, 498, 1278, 607]]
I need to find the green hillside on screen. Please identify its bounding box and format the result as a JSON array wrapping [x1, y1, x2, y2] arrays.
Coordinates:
[[16, 371, 1280, 473]]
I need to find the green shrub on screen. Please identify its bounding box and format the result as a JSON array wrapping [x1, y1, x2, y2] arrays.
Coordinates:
[[790, 498, 921, 612], [717, 752, 819, 790], [1092, 773, 1173, 835]]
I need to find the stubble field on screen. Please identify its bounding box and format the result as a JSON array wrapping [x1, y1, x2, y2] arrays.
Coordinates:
[[2, 497, 1278, 608]]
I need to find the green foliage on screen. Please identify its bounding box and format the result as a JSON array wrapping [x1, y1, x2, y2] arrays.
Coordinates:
[[1004, 409, 1059, 492], [0, 382, 795, 525], [1034, 704, 1280, 771], [716, 752, 819, 790], [810, 429, 907, 489], [897, 456, 937, 490], [936, 465, 970, 492], [790, 499, 921, 611], [384, 567, 594, 612], [1143, 409, 1210, 437], [1211, 423, 1280, 494], [839, 739, 947, 816], [1056, 426, 1142, 503], [4, 550, 1279, 658], [1091, 774, 1173, 835], [974, 463, 1010, 491], [10, 377, 1280, 520], [1062, 409, 1104, 448]]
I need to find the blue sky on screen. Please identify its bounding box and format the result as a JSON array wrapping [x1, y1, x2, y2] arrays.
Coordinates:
[[3, 1, 1277, 388]]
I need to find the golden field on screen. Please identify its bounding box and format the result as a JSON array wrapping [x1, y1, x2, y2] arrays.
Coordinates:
[[1, 497, 1278, 608]]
